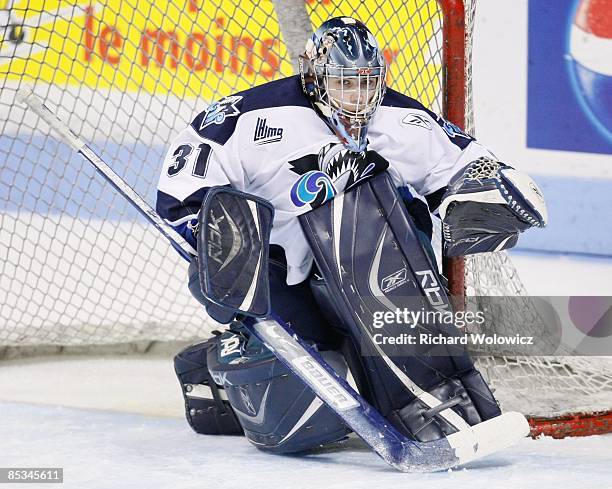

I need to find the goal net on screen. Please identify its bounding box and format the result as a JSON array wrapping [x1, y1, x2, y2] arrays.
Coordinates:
[[1, 0, 610, 437]]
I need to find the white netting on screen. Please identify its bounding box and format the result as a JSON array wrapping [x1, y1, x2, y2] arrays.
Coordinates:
[[1, 0, 611, 427], [1, 0, 447, 346], [460, 0, 612, 422]]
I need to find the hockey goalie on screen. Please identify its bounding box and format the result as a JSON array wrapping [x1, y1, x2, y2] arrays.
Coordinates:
[[156, 18, 547, 457]]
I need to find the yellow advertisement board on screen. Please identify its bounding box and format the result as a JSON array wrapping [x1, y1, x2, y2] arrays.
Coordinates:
[[2, 0, 442, 106]]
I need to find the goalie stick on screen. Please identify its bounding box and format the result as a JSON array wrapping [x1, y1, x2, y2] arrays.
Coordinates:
[[16, 88, 529, 472]]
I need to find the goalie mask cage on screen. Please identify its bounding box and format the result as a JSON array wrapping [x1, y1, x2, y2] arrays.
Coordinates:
[[1, 0, 611, 438]]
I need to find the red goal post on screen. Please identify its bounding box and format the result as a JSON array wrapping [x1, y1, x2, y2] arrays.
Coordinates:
[[439, 0, 470, 300]]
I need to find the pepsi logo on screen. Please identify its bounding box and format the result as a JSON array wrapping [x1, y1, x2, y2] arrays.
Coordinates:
[[568, 0, 612, 142]]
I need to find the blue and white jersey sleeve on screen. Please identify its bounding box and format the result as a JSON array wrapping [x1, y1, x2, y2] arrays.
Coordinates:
[[415, 120, 496, 198], [156, 123, 244, 256], [371, 89, 496, 203]]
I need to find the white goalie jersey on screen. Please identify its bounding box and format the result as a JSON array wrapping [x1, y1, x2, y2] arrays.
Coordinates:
[[156, 75, 494, 284]]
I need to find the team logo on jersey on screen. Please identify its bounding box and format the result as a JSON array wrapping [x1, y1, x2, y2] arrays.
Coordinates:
[[290, 171, 337, 208], [253, 118, 283, 145], [437, 116, 471, 140], [401, 113, 432, 130], [288, 143, 388, 209], [200, 95, 242, 130]]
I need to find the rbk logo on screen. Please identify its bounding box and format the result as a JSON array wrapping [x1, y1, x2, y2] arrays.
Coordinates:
[[254, 118, 283, 145], [402, 113, 432, 130], [416, 269, 451, 313], [239, 385, 256, 416], [207, 209, 225, 266], [381, 267, 408, 293]]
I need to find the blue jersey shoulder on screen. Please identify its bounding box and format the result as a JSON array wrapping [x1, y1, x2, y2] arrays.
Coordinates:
[[190, 76, 310, 145], [382, 88, 431, 113]]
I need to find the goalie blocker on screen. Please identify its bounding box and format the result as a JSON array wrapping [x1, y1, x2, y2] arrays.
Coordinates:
[[438, 157, 547, 256]]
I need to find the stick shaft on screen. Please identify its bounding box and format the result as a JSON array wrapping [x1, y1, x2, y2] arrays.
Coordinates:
[[16, 88, 195, 261]]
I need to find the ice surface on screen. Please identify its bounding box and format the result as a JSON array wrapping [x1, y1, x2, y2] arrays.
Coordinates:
[[509, 250, 612, 296], [1, 252, 611, 488], [1, 401, 611, 489]]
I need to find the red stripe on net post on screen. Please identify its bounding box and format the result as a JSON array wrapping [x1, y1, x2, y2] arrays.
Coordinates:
[[439, 0, 466, 301], [529, 411, 612, 439]]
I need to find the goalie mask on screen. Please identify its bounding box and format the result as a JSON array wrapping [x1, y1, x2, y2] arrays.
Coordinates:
[[299, 17, 387, 152]]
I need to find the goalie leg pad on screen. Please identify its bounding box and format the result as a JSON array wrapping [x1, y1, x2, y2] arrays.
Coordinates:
[[207, 327, 351, 454], [299, 172, 501, 439], [174, 337, 244, 436], [387, 369, 499, 442]]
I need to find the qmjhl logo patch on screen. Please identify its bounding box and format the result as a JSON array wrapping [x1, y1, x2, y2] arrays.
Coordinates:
[[253, 118, 283, 145]]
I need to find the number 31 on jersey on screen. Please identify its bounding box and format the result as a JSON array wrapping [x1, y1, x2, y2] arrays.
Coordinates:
[[167, 142, 212, 178]]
